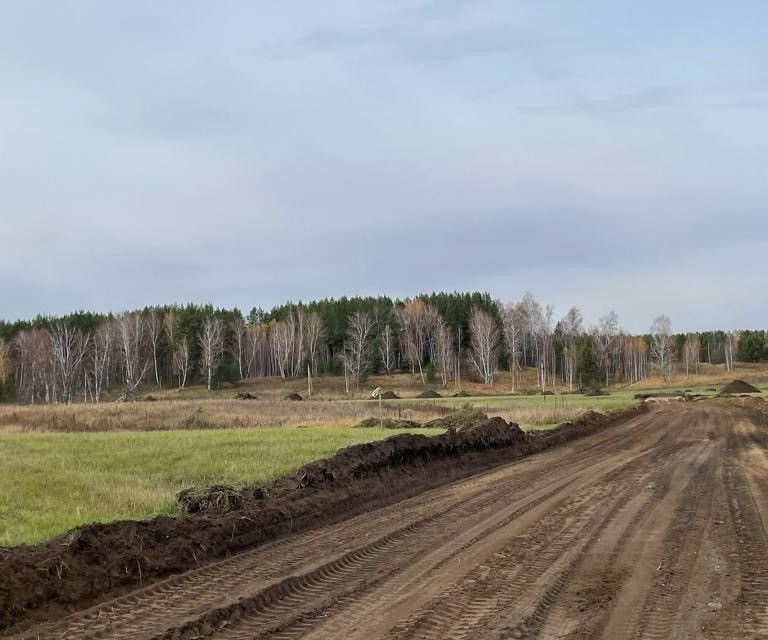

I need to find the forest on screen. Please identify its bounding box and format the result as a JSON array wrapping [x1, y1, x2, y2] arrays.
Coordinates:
[[0, 291, 763, 404]]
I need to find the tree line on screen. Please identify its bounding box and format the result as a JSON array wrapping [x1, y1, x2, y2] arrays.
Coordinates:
[[0, 292, 763, 404]]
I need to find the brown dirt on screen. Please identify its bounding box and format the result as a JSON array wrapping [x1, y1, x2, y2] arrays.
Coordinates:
[[282, 392, 304, 401], [10, 402, 768, 639], [416, 389, 442, 398], [720, 379, 761, 395]]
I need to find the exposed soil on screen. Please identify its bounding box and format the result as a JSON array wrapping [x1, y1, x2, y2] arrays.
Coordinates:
[[379, 390, 400, 400], [0, 406, 646, 634], [282, 392, 304, 401], [634, 390, 690, 400], [416, 389, 442, 398], [8, 402, 768, 639], [233, 392, 257, 400], [720, 379, 761, 395], [453, 390, 471, 397]]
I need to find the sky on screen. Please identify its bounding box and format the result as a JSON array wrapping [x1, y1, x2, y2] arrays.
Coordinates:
[[1, 1, 767, 333]]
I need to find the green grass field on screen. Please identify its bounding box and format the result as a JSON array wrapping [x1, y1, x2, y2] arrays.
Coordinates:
[[0, 426, 442, 547]]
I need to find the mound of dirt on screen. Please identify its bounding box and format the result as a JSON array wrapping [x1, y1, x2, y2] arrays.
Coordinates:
[[354, 417, 422, 430], [143, 395, 158, 402], [177, 485, 245, 514], [283, 393, 304, 401], [453, 390, 471, 397], [379, 390, 400, 400], [584, 388, 609, 397], [720, 380, 761, 395], [296, 417, 528, 488], [634, 391, 689, 400], [416, 390, 442, 399], [234, 392, 257, 400], [426, 408, 489, 431], [0, 403, 649, 633]]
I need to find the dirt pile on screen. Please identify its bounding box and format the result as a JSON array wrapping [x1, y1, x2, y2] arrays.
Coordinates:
[[416, 390, 442, 399], [177, 485, 244, 513], [380, 390, 400, 400], [0, 403, 649, 633], [234, 392, 257, 400], [453, 390, 471, 397], [425, 408, 489, 431], [719, 380, 761, 395], [283, 393, 304, 401], [584, 388, 609, 397], [354, 417, 422, 430], [634, 391, 689, 400]]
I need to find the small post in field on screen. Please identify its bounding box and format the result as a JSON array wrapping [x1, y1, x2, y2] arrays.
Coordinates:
[[372, 387, 382, 428]]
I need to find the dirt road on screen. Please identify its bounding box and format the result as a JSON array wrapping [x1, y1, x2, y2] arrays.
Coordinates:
[[10, 403, 768, 639]]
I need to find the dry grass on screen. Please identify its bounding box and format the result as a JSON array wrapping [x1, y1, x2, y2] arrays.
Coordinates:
[[0, 398, 459, 433], [0, 396, 595, 434]]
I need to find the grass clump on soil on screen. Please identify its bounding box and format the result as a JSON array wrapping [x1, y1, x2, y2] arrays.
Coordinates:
[[0, 425, 443, 547]]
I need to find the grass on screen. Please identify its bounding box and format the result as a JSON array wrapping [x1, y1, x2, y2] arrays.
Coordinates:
[[0, 426, 442, 547]]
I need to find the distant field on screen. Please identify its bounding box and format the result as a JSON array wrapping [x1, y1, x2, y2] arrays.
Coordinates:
[[2, 365, 763, 546], [0, 426, 443, 547]]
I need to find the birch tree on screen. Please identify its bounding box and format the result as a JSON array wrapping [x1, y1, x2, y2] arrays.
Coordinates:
[[434, 320, 455, 387], [683, 333, 701, 377], [246, 324, 270, 378], [593, 311, 620, 387], [199, 316, 224, 391], [48, 323, 89, 404], [559, 306, 583, 391], [650, 315, 675, 381], [502, 302, 524, 392], [468, 308, 500, 386], [379, 324, 397, 375], [91, 320, 113, 402], [725, 330, 739, 371], [145, 309, 163, 388], [396, 299, 432, 384], [270, 320, 294, 379], [344, 311, 375, 387], [115, 311, 148, 400], [305, 311, 325, 376], [230, 315, 246, 381], [174, 336, 192, 389]]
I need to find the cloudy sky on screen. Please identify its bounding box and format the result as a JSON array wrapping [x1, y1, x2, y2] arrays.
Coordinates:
[[1, 1, 766, 332]]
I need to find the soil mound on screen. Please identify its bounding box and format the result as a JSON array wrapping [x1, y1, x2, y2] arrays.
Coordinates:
[[355, 418, 422, 430], [720, 380, 761, 395], [177, 485, 244, 514], [584, 388, 608, 397], [234, 392, 257, 400], [297, 417, 527, 488], [143, 395, 158, 402], [426, 408, 489, 431], [452, 390, 471, 397], [283, 393, 304, 401], [634, 391, 688, 400], [380, 390, 400, 400], [416, 390, 442, 399], [0, 403, 648, 633]]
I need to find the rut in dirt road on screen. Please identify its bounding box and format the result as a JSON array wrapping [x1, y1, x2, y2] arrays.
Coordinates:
[[8, 403, 768, 640]]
